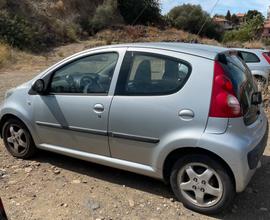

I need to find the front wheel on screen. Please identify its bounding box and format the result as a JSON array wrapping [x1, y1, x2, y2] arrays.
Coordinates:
[[170, 154, 235, 214], [2, 118, 36, 159]]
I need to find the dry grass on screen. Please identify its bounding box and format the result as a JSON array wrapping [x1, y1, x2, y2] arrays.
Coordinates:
[[243, 41, 265, 49], [95, 25, 221, 45], [0, 43, 11, 68]]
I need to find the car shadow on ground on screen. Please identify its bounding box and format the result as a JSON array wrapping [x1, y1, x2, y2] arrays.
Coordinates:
[[32, 151, 270, 219]]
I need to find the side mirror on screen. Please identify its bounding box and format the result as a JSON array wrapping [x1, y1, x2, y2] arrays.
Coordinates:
[[31, 79, 46, 94], [251, 92, 262, 105]]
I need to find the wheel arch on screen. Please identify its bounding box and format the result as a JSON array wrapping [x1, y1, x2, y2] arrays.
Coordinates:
[[162, 147, 236, 190], [252, 70, 268, 81], [0, 114, 32, 138]]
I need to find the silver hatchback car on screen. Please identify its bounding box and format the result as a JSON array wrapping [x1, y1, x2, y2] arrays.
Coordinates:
[[0, 43, 268, 214], [235, 48, 270, 88]]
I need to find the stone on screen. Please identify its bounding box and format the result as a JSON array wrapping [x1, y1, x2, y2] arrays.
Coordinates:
[[87, 199, 100, 211], [72, 179, 81, 184], [53, 169, 61, 175], [128, 199, 135, 207], [25, 167, 33, 173]]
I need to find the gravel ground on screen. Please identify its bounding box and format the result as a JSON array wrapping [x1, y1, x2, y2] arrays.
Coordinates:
[[1, 43, 270, 220]]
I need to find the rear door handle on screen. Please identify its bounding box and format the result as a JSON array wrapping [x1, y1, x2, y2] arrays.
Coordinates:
[[179, 109, 194, 121], [93, 104, 104, 113]]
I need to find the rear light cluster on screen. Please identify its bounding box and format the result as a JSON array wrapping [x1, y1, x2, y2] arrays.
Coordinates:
[[209, 61, 242, 118], [262, 52, 270, 64]]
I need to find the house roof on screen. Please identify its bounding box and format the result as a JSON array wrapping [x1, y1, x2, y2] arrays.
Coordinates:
[[213, 17, 228, 22], [236, 13, 245, 17], [264, 21, 270, 29]]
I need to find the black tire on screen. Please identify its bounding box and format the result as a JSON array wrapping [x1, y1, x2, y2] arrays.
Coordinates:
[[170, 154, 235, 215], [2, 118, 36, 159]]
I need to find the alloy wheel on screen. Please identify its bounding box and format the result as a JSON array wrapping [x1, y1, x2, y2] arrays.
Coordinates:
[[5, 124, 28, 155], [177, 162, 223, 208]]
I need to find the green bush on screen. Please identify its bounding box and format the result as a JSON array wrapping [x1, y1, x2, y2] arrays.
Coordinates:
[[223, 15, 264, 43], [90, 0, 121, 32], [0, 10, 37, 50], [167, 4, 223, 40], [117, 0, 162, 25], [0, 10, 79, 52]]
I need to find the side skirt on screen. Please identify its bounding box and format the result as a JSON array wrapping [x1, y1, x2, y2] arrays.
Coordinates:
[[38, 143, 162, 179]]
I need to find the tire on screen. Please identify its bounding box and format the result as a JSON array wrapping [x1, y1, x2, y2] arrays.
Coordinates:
[[2, 118, 36, 159], [170, 154, 235, 214]]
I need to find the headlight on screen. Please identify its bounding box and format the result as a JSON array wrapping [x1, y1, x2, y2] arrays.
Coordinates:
[[5, 88, 15, 99]]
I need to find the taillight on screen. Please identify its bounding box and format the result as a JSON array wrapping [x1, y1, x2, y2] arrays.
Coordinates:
[[262, 52, 270, 64], [209, 61, 242, 118]]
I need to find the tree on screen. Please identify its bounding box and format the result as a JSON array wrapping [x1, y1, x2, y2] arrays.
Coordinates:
[[223, 15, 265, 42], [167, 4, 223, 40], [231, 14, 239, 25], [245, 10, 264, 22], [225, 10, 231, 21], [117, 0, 162, 25]]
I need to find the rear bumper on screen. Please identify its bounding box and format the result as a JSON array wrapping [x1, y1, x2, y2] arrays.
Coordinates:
[[0, 103, 3, 138], [247, 122, 268, 169], [198, 111, 268, 192]]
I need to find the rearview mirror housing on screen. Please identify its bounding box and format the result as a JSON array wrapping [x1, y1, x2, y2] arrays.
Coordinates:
[[31, 79, 46, 95]]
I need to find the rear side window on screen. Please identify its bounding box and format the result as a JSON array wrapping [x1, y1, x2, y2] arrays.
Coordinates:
[[219, 53, 258, 125], [116, 52, 191, 95], [240, 51, 260, 63]]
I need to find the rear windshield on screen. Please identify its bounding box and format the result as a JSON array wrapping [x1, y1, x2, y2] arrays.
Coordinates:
[[218, 53, 259, 125]]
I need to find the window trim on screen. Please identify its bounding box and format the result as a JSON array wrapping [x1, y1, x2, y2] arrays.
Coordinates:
[[47, 51, 119, 96], [115, 51, 192, 96], [239, 51, 260, 63]]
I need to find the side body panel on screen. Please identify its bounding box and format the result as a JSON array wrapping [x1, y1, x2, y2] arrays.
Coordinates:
[[108, 48, 214, 170]]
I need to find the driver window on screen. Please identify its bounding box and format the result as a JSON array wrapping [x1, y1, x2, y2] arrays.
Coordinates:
[[50, 52, 118, 94]]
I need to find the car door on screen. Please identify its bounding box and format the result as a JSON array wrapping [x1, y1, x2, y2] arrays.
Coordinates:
[[33, 48, 126, 156], [108, 48, 211, 166]]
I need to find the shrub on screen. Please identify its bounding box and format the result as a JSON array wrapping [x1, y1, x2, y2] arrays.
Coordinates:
[[262, 38, 270, 46], [0, 10, 37, 50], [0, 42, 11, 67], [89, 0, 122, 33], [167, 4, 223, 40], [117, 0, 162, 25], [223, 15, 264, 43]]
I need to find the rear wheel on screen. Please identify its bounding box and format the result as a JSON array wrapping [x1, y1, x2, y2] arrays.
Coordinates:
[[170, 154, 235, 214], [2, 118, 36, 159]]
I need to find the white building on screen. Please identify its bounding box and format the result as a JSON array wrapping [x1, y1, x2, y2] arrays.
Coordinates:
[[268, 5, 270, 19]]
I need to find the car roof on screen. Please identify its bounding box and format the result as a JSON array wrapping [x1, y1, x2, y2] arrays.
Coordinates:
[[87, 42, 231, 60]]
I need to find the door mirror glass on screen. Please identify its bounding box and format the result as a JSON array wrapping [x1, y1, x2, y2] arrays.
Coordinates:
[[32, 79, 45, 94]]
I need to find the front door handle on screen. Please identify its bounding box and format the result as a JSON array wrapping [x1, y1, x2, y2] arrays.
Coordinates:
[[93, 104, 104, 113]]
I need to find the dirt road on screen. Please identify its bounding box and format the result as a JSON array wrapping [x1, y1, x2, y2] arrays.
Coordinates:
[[0, 43, 270, 220]]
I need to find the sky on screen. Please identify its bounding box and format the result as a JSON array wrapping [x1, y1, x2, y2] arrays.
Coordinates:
[[161, 0, 270, 17]]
